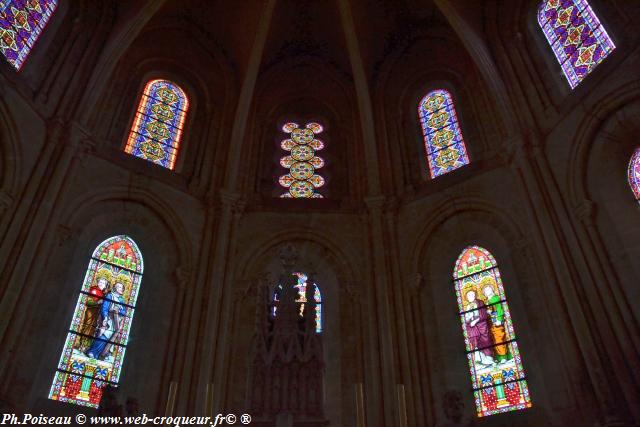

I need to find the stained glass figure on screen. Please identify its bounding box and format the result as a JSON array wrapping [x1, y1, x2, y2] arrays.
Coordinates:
[[628, 148, 640, 203], [125, 79, 189, 170], [419, 89, 470, 178], [49, 236, 144, 408], [278, 122, 325, 198], [538, 0, 615, 89], [272, 272, 322, 332], [454, 246, 532, 417], [0, 0, 57, 70]]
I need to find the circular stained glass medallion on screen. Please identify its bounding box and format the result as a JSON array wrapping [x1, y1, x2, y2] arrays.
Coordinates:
[[283, 122, 299, 133], [289, 181, 314, 198], [290, 162, 314, 180], [306, 122, 324, 133], [291, 145, 314, 161], [292, 128, 314, 144]]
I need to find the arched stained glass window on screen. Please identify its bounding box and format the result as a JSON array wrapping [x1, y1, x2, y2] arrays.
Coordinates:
[[419, 89, 470, 179], [628, 148, 640, 203], [125, 79, 189, 170], [453, 246, 532, 417], [538, 0, 615, 89], [272, 272, 322, 332], [49, 235, 144, 408], [278, 122, 325, 198], [0, 0, 57, 70]]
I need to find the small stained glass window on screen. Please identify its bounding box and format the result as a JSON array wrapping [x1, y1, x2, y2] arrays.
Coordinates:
[[454, 246, 532, 417], [272, 272, 322, 333], [278, 122, 325, 198], [125, 79, 189, 170], [0, 0, 57, 70], [49, 236, 144, 408], [538, 0, 615, 89], [628, 148, 640, 203], [419, 89, 470, 178]]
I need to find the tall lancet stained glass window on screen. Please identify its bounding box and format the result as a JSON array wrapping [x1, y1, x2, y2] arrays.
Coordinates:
[[272, 272, 322, 332], [125, 79, 189, 170], [629, 148, 640, 203], [279, 122, 325, 198], [538, 0, 615, 89], [419, 89, 470, 178], [0, 0, 57, 70], [454, 246, 532, 417], [49, 236, 144, 408]]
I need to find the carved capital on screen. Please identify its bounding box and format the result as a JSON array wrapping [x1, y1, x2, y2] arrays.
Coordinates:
[[56, 224, 74, 246], [409, 273, 424, 296], [342, 280, 361, 302], [364, 195, 386, 211], [575, 199, 596, 225], [234, 279, 256, 303], [74, 138, 97, 160], [173, 266, 191, 289], [279, 243, 298, 271], [0, 190, 14, 216], [207, 188, 242, 215], [45, 117, 68, 145]]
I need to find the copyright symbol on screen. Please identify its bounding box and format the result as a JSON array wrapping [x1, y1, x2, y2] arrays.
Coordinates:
[[226, 414, 237, 424], [241, 414, 252, 424], [76, 414, 86, 424]]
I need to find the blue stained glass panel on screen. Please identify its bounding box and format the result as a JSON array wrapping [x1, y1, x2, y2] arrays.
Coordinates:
[[125, 79, 189, 170], [419, 89, 470, 178], [0, 0, 57, 69], [538, 0, 615, 89]]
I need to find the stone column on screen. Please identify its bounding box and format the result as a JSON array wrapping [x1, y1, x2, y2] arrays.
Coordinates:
[[508, 134, 624, 423]]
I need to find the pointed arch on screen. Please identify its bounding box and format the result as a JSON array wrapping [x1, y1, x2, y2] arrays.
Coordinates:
[[418, 89, 470, 178], [0, 0, 58, 70], [272, 272, 323, 332], [49, 235, 144, 408], [537, 0, 615, 89], [453, 245, 532, 417], [629, 148, 640, 203], [125, 79, 189, 170]]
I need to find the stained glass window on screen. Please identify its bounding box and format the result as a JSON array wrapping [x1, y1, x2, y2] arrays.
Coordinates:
[[49, 235, 144, 408], [628, 148, 640, 203], [453, 246, 532, 417], [278, 122, 325, 198], [0, 0, 57, 70], [538, 0, 615, 89], [272, 272, 322, 333], [419, 89, 470, 178], [125, 79, 189, 170]]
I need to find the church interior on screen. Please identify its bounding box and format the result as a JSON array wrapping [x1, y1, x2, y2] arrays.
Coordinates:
[[0, 0, 639, 426]]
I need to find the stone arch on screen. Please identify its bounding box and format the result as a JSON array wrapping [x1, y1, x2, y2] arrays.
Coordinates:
[[374, 33, 503, 194], [229, 230, 364, 426], [568, 87, 640, 321], [89, 24, 235, 180], [15, 184, 194, 412], [247, 57, 362, 202], [59, 186, 194, 274], [407, 197, 563, 425]]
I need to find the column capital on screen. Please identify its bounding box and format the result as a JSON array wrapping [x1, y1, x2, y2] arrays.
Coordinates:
[[575, 199, 597, 225]]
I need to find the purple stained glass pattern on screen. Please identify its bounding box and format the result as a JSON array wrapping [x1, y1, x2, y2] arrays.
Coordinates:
[[49, 236, 144, 408], [419, 89, 470, 178], [279, 122, 325, 198], [0, 0, 57, 70], [454, 246, 532, 417], [628, 148, 640, 203], [125, 79, 189, 170], [273, 272, 322, 333], [538, 0, 615, 89]]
